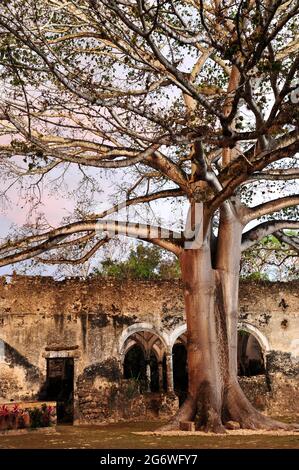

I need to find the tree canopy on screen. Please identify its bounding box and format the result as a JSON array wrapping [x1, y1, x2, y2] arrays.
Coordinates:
[[0, 0, 298, 268]]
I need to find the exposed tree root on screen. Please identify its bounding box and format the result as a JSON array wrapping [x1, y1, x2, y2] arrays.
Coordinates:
[[157, 396, 196, 431], [198, 409, 227, 434], [196, 382, 227, 433], [224, 381, 299, 431], [157, 382, 299, 433]]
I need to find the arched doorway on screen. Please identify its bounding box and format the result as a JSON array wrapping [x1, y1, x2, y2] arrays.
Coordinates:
[[173, 343, 188, 405], [149, 351, 159, 393], [123, 344, 147, 391], [122, 330, 167, 393], [172, 330, 188, 405], [238, 330, 265, 376]]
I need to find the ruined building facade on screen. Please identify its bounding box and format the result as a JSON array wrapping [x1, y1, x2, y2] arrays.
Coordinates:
[[0, 276, 298, 424]]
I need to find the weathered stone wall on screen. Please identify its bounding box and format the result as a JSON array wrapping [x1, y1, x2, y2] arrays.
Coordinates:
[[0, 275, 298, 421], [238, 281, 299, 357]]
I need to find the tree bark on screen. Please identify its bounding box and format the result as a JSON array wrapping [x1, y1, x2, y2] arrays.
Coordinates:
[[160, 207, 297, 433]]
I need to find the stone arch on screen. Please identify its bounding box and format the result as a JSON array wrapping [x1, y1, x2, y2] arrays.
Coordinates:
[[169, 324, 187, 349], [169, 322, 270, 352], [119, 322, 169, 359], [238, 322, 270, 352], [167, 325, 188, 403], [120, 323, 170, 393], [152, 343, 164, 362], [123, 337, 147, 358]]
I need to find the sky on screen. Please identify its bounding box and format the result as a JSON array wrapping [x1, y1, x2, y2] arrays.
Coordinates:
[[0, 155, 191, 277]]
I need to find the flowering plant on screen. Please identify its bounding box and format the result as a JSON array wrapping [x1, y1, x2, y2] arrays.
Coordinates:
[[0, 405, 9, 417], [0, 403, 55, 430], [12, 404, 22, 415]]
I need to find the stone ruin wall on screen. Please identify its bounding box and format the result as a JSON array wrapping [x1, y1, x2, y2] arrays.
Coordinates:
[[0, 275, 298, 423]]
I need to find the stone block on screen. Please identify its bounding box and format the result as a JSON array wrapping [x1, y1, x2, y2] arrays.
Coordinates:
[[179, 421, 195, 431], [225, 420, 241, 430]]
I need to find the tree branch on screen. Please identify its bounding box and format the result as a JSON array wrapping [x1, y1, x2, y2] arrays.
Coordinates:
[[36, 236, 110, 265], [274, 230, 299, 253], [0, 219, 183, 267], [247, 169, 299, 182], [241, 220, 299, 251], [243, 195, 299, 224]]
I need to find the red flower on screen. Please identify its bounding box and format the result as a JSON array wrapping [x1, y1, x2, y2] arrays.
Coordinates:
[[12, 404, 21, 415], [0, 405, 9, 416]]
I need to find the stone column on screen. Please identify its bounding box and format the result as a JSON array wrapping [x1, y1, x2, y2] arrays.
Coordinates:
[[146, 361, 151, 392], [166, 353, 174, 392], [158, 361, 164, 392]]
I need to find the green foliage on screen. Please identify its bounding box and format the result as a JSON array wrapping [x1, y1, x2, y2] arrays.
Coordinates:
[[93, 244, 180, 280], [241, 233, 298, 281], [94, 234, 297, 282], [28, 404, 54, 428], [238, 330, 250, 337], [124, 378, 141, 399], [241, 271, 269, 282], [28, 407, 44, 429]]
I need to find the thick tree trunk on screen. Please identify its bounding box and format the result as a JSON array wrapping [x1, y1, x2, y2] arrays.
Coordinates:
[[160, 209, 297, 433]]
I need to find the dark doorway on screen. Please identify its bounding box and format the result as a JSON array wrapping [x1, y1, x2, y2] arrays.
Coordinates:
[[238, 331, 265, 376], [45, 358, 74, 423], [149, 352, 159, 392], [173, 343, 188, 405], [124, 345, 147, 392], [162, 354, 167, 392]]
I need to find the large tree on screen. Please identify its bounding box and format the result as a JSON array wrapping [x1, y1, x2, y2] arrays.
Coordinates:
[[0, 0, 298, 432]]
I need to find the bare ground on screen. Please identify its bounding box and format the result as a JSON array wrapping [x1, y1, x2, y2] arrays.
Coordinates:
[[135, 429, 299, 437], [0, 417, 299, 449]]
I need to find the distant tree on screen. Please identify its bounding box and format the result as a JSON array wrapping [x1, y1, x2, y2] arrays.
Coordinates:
[[93, 243, 180, 279], [95, 236, 298, 281], [158, 255, 181, 279], [96, 244, 161, 279]]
